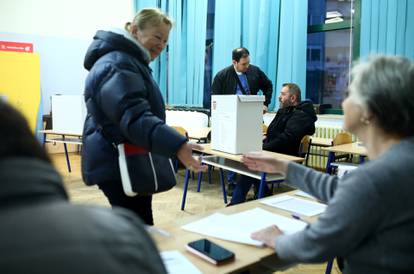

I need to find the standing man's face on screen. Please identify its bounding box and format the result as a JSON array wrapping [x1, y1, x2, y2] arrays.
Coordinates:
[[233, 56, 250, 73], [278, 86, 296, 108]]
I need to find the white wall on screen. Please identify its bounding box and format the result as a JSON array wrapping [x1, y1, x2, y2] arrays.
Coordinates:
[[0, 0, 135, 113], [0, 0, 134, 39]]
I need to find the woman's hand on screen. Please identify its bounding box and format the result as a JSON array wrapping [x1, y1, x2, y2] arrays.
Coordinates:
[[176, 142, 207, 172], [251, 225, 284, 248], [242, 152, 289, 175]]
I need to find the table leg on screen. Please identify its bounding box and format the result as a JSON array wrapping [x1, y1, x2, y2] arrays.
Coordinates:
[[326, 152, 335, 174], [62, 135, 71, 173], [219, 168, 227, 204], [197, 168, 203, 192], [258, 173, 267, 198], [180, 169, 191, 210]]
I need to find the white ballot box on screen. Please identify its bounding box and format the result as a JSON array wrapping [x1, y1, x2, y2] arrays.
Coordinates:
[[52, 94, 86, 135], [211, 95, 264, 154]]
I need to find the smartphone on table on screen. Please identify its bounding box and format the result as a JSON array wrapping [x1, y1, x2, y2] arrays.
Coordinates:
[[186, 238, 235, 265]]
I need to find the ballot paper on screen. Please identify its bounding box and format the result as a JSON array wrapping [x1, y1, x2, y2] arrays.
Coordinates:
[[261, 195, 327, 217], [294, 190, 316, 199], [181, 208, 307, 246], [160, 250, 202, 274]]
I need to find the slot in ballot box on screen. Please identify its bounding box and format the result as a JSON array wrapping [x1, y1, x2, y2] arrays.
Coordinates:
[[211, 95, 264, 154]]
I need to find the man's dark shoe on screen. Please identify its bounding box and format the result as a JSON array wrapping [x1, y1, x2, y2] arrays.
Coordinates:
[[227, 183, 236, 196]]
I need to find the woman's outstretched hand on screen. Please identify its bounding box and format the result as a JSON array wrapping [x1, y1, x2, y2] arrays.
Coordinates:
[[251, 225, 284, 248], [242, 152, 289, 175], [177, 142, 207, 172]]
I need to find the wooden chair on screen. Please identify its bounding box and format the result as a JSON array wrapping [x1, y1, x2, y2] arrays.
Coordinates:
[[298, 135, 311, 166], [172, 126, 188, 139], [262, 124, 268, 135], [175, 126, 218, 210], [332, 132, 352, 146], [327, 132, 353, 174]]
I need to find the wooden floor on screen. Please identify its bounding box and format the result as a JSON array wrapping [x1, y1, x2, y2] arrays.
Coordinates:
[[53, 152, 341, 274]]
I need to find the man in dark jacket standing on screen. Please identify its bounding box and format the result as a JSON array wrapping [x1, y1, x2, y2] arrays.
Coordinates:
[[229, 83, 317, 205], [211, 47, 273, 112], [212, 47, 273, 192]]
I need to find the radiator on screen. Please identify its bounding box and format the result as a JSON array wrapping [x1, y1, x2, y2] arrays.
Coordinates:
[[307, 126, 357, 170]]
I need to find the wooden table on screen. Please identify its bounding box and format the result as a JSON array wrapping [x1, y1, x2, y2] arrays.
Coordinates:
[[153, 190, 316, 274], [181, 144, 304, 210], [40, 130, 82, 172], [196, 144, 304, 163], [321, 142, 368, 174], [310, 137, 333, 147], [187, 127, 211, 143]]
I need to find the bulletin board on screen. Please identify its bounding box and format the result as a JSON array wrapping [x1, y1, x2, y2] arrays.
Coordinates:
[[0, 51, 40, 132]]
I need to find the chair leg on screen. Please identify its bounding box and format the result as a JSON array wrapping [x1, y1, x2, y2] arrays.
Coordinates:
[[63, 142, 71, 173], [326, 152, 335, 174], [180, 169, 191, 210], [208, 165, 212, 184], [219, 168, 227, 204], [258, 173, 267, 198], [325, 259, 334, 274], [197, 168, 203, 192]]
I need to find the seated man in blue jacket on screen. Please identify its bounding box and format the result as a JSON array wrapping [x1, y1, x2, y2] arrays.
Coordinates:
[[229, 83, 317, 205]]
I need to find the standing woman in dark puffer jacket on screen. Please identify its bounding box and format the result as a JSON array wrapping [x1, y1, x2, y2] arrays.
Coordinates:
[[82, 8, 206, 225]]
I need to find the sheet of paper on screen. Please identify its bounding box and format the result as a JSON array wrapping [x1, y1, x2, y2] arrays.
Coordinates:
[[261, 195, 327, 217], [294, 190, 316, 199], [182, 212, 262, 246], [161, 250, 202, 274], [181, 208, 307, 246]]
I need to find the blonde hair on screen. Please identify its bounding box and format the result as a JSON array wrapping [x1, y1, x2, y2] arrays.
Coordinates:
[[125, 8, 172, 32]]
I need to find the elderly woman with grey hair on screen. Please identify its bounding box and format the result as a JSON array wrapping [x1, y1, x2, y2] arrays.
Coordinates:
[[242, 55, 414, 274]]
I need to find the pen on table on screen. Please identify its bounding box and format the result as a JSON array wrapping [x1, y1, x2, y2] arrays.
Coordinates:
[[291, 214, 310, 224], [146, 226, 171, 237]]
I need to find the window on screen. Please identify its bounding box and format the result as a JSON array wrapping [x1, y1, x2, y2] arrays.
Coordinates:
[[203, 0, 215, 109], [306, 0, 360, 109]]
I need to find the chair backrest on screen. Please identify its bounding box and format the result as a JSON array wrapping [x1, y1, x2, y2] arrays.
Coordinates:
[[332, 132, 352, 146], [262, 124, 268, 135], [298, 135, 311, 165], [172, 126, 188, 139]]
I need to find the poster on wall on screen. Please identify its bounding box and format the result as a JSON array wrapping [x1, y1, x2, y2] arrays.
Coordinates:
[[0, 41, 33, 53], [0, 41, 40, 132]]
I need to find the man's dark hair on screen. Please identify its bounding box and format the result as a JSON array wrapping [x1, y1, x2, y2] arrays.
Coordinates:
[[232, 47, 250, 62], [0, 101, 51, 163], [282, 83, 301, 102]]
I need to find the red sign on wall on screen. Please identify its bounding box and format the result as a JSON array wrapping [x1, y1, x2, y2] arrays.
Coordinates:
[[0, 41, 33, 53]]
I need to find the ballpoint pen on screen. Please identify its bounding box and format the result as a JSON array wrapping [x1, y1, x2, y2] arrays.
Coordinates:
[[291, 213, 310, 224]]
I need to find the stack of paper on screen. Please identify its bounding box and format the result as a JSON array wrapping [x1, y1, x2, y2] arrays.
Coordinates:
[[261, 195, 327, 217], [181, 208, 307, 246]]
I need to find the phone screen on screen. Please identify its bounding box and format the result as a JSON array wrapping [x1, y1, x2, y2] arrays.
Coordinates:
[[188, 239, 234, 262]]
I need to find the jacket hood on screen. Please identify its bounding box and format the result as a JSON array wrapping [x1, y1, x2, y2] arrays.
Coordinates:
[[296, 100, 318, 122], [0, 157, 68, 208], [84, 30, 149, 70]]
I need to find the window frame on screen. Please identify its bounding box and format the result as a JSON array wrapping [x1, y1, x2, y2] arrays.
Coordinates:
[[306, 0, 361, 108]]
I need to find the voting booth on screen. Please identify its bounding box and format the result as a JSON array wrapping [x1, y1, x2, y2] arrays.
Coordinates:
[[211, 95, 264, 154]]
